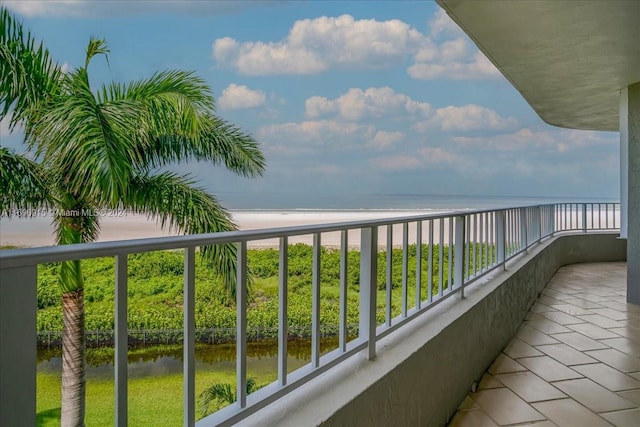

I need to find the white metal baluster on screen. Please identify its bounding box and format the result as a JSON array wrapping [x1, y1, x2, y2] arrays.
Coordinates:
[[386, 227, 392, 326], [360, 227, 377, 360], [447, 218, 453, 291], [184, 247, 195, 426], [464, 216, 470, 279], [312, 233, 321, 368], [278, 237, 288, 384], [340, 231, 349, 351], [402, 223, 408, 317], [479, 213, 484, 273], [115, 254, 128, 427], [472, 214, 477, 275], [416, 222, 422, 308], [236, 242, 248, 408], [428, 220, 434, 303], [439, 218, 444, 297], [454, 216, 465, 298]]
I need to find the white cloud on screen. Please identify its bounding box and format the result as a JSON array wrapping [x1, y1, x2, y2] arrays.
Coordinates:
[[429, 8, 465, 38], [370, 155, 422, 171], [371, 131, 405, 150], [0, 116, 11, 138], [370, 145, 464, 172], [305, 87, 431, 121], [60, 62, 73, 74], [452, 128, 616, 152], [257, 120, 375, 146], [213, 14, 426, 75], [3, 0, 277, 17], [212, 11, 500, 80], [218, 84, 266, 110], [408, 48, 500, 80], [416, 104, 517, 132]]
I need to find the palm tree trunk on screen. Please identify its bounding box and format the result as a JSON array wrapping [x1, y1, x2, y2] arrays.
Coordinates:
[[60, 286, 86, 426]]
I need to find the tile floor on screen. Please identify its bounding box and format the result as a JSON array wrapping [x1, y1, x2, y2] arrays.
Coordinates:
[[448, 262, 640, 427]]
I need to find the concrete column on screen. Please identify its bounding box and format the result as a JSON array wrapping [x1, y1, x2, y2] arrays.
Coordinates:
[[620, 88, 629, 239], [627, 82, 640, 305]]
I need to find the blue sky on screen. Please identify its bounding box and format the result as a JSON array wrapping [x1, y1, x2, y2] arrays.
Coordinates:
[[0, 0, 620, 208]]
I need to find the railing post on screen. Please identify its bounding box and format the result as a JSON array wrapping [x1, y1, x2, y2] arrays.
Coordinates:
[[236, 242, 248, 408], [115, 254, 128, 427], [454, 216, 465, 298], [184, 247, 195, 427], [360, 227, 377, 360], [537, 206, 543, 242], [519, 207, 528, 252], [0, 265, 37, 427], [582, 203, 588, 232], [278, 237, 288, 384], [496, 210, 506, 270]]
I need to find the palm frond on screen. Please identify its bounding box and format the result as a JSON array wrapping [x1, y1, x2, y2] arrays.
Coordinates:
[[26, 69, 135, 205], [198, 117, 266, 178], [126, 171, 239, 300], [0, 147, 52, 215], [84, 37, 109, 69], [99, 71, 265, 177], [0, 7, 62, 127]]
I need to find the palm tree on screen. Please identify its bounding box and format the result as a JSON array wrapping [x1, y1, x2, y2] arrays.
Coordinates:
[[1, 8, 265, 426], [199, 378, 259, 417]]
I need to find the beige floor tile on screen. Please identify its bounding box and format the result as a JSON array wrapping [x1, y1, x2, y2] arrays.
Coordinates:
[[517, 356, 582, 382], [536, 343, 598, 366], [537, 296, 567, 307], [448, 409, 499, 427], [524, 422, 558, 427], [457, 396, 479, 411], [572, 363, 640, 392], [517, 326, 560, 346], [487, 353, 527, 375], [590, 308, 630, 321], [540, 311, 585, 325], [617, 390, 640, 406], [599, 337, 640, 357], [553, 378, 637, 413], [585, 349, 640, 373], [470, 388, 545, 425], [477, 373, 503, 390], [504, 338, 543, 359], [630, 372, 640, 381], [495, 371, 566, 403], [608, 327, 640, 344], [525, 319, 573, 335], [567, 322, 621, 340], [548, 303, 592, 316], [531, 302, 559, 313], [527, 312, 545, 321], [600, 408, 640, 426], [532, 399, 612, 427], [577, 314, 626, 329], [551, 332, 609, 351], [561, 298, 605, 309]]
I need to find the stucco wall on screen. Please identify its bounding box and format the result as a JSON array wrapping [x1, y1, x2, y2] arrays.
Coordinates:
[[238, 232, 626, 427]]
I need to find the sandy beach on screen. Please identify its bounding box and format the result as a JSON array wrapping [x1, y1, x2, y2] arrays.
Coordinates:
[[0, 210, 452, 249], [1, 207, 619, 250]]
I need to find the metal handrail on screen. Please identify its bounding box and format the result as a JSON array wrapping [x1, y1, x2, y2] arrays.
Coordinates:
[[0, 202, 621, 426]]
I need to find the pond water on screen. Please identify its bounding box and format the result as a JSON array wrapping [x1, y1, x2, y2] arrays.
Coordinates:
[[37, 338, 337, 380]]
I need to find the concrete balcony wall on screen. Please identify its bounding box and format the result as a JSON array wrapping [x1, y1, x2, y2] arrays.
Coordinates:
[[243, 232, 626, 427]]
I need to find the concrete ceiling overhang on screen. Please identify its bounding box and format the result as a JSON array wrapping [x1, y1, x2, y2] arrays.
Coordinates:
[[437, 0, 640, 131]]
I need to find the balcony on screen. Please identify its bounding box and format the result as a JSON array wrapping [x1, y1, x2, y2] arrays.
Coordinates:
[[0, 203, 629, 426], [450, 262, 640, 426]]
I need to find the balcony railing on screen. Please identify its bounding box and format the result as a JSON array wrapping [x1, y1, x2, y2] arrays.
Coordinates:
[[0, 202, 620, 426]]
